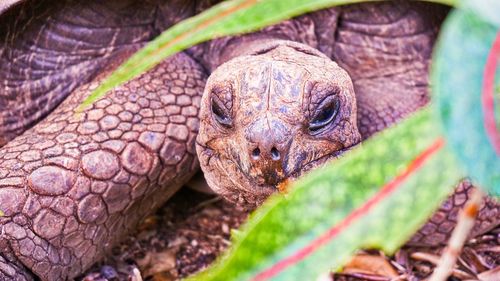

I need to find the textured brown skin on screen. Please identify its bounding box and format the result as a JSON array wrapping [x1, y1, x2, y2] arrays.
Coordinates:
[[0, 1, 205, 280], [195, 1, 499, 244], [0, 0, 196, 147], [0, 55, 206, 280], [197, 41, 361, 207], [0, 1, 498, 280]]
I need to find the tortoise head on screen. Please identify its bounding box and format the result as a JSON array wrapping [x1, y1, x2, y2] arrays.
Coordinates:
[[196, 41, 361, 207]]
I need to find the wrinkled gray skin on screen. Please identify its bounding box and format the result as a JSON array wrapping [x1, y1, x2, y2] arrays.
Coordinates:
[[0, 1, 498, 280]]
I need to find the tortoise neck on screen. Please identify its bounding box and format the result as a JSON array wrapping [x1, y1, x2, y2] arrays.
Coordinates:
[[213, 36, 295, 69], [200, 33, 310, 72], [193, 10, 339, 72]]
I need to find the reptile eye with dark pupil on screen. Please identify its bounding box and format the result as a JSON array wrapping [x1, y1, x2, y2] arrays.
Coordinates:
[[211, 98, 232, 128], [309, 99, 339, 133]]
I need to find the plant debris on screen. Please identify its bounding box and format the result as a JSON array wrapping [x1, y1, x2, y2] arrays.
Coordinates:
[[80, 188, 499, 281]]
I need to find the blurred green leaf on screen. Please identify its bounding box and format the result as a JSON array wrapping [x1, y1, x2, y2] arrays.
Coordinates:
[[459, 0, 500, 27], [432, 9, 500, 196], [187, 108, 463, 281]]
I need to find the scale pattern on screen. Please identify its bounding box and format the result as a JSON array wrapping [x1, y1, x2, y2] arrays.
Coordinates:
[[0, 1, 497, 279], [411, 181, 499, 246], [0, 53, 206, 280]]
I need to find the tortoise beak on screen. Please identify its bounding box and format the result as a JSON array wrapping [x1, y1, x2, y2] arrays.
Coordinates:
[[248, 157, 287, 187]]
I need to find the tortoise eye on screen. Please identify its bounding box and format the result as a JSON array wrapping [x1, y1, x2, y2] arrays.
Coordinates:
[[309, 98, 339, 133], [211, 96, 232, 128]]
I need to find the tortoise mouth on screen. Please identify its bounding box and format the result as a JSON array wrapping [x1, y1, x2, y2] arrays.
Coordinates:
[[241, 144, 356, 194], [196, 139, 358, 207], [297, 144, 355, 175]]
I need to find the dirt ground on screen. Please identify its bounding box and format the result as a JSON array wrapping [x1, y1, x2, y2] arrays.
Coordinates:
[[79, 188, 499, 281]]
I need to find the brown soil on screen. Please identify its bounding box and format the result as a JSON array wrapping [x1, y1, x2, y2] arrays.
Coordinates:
[[79, 188, 499, 281]]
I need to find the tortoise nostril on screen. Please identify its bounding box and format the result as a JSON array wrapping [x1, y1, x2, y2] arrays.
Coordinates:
[[252, 148, 261, 160], [270, 147, 280, 161]]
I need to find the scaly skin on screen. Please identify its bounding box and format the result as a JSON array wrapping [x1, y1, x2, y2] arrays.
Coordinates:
[[0, 53, 206, 280], [0, 1, 206, 279], [0, 0, 196, 146], [410, 180, 499, 246], [0, 1, 498, 280]]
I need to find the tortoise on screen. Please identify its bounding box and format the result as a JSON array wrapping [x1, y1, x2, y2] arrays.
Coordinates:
[[0, 0, 498, 280]]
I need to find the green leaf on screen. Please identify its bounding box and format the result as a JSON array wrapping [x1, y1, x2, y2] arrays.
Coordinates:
[[78, 0, 459, 111], [187, 108, 463, 281], [459, 0, 500, 27], [432, 9, 500, 196], [77, 0, 364, 110], [69, 0, 495, 279]]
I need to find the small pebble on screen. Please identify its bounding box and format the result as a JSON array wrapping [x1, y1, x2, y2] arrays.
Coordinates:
[[101, 265, 118, 280]]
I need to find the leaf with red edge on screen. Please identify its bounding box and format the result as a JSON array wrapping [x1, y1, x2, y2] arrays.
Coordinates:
[[77, 0, 369, 110], [432, 8, 500, 196], [187, 108, 463, 281], [78, 0, 458, 111]]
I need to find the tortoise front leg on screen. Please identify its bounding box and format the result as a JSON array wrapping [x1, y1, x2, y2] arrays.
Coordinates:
[[0, 255, 34, 281], [410, 181, 499, 246], [0, 52, 206, 280]]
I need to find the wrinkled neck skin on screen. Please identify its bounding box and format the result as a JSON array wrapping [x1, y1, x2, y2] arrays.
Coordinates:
[[196, 23, 361, 208], [190, 8, 339, 71], [208, 36, 301, 71]]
